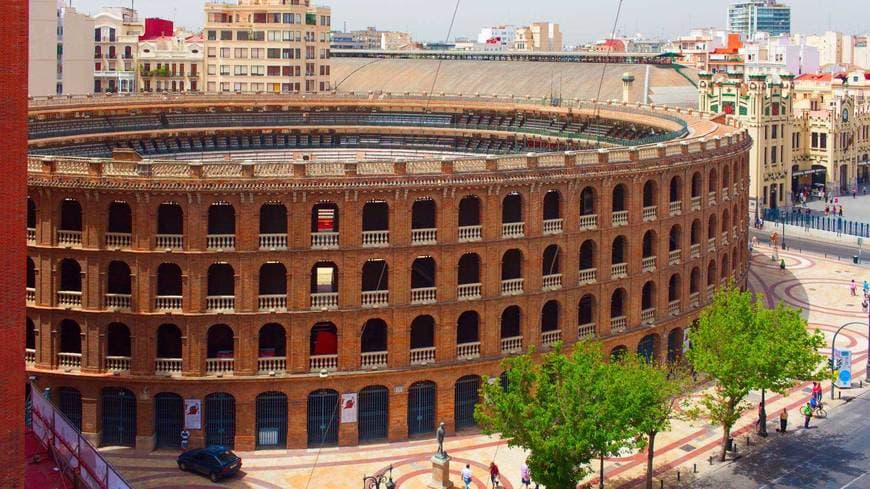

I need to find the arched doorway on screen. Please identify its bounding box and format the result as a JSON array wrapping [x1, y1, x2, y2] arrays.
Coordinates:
[[307, 389, 339, 447], [667, 328, 684, 363], [154, 393, 184, 448], [637, 334, 658, 363], [101, 388, 136, 447], [57, 387, 82, 431], [358, 385, 389, 442], [407, 381, 436, 437], [256, 391, 288, 449], [204, 393, 235, 448], [454, 375, 481, 430]]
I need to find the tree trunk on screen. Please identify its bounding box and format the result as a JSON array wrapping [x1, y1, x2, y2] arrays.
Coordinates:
[[720, 423, 731, 462], [599, 454, 605, 489], [646, 431, 657, 489]]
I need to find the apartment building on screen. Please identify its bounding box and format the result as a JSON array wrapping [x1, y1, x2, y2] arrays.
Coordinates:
[[92, 7, 143, 93], [203, 0, 332, 94], [727, 0, 791, 40], [29, 0, 94, 97], [514, 22, 562, 52], [138, 33, 204, 93]]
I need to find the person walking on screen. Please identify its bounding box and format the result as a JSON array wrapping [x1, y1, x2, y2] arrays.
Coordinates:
[[812, 381, 823, 404], [780, 258, 786, 272], [801, 402, 813, 428], [851, 280, 858, 296], [520, 462, 531, 488], [863, 280, 869, 295], [461, 464, 473, 489], [489, 462, 500, 488], [779, 408, 788, 433]]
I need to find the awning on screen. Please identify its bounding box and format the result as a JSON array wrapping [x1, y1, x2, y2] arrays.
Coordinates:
[[792, 168, 827, 177]]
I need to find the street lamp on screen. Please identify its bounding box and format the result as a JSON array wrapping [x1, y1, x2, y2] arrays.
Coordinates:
[[830, 321, 865, 400], [363, 465, 395, 489]]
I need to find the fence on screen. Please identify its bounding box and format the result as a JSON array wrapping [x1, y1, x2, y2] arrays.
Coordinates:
[[30, 385, 133, 489], [764, 208, 870, 239]]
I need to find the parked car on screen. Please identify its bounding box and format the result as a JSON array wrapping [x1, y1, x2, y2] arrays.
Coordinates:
[[177, 446, 242, 482]]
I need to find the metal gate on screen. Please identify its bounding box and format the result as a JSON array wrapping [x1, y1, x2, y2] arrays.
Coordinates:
[[667, 329, 683, 363], [101, 388, 136, 447], [307, 390, 338, 447], [358, 386, 388, 442], [205, 393, 235, 448], [407, 381, 436, 436], [58, 387, 82, 431], [154, 393, 183, 449], [454, 376, 481, 430], [638, 335, 656, 363], [256, 392, 288, 449]]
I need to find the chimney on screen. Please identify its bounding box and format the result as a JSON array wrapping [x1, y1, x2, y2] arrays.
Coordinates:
[[621, 72, 636, 103]]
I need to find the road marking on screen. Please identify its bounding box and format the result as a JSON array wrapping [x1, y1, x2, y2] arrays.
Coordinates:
[[840, 472, 868, 489]]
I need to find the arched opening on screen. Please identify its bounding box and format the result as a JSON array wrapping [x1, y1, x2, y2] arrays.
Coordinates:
[[458, 253, 480, 285], [708, 168, 718, 195], [258, 262, 287, 309], [361, 318, 388, 354], [107, 201, 132, 235], [101, 387, 136, 447], [542, 244, 561, 278], [362, 201, 389, 245], [411, 257, 436, 302], [708, 214, 718, 241], [668, 274, 682, 311], [454, 375, 482, 430], [501, 249, 523, 282], [578, 294, 596, 336], [612, 184, 627, 212], [543, 190, 561, 220], [611, 236, 627, 265], [579, 240, 597, 280], [707, 260, 717, 287], [27, 257, 35, 290], [59, 258, 81, 292], [722, 210, 731, 240], [156, 263, 182, 310], [206, 324, 234, 359], [156, 324, 182, 361], [541, 300, 560, 333], [106, 262, 132, 309], [721, 253, 730, 282], [642, 231, 657, 269], [690, 267, 701, 297], [57, 387, 82, 431], [637, 334, 659, 363], [59, 198, 82, 232], [207, 202, 236, 236], [361, 260, 388, 292], [207, 263, 235, 311], [502, 193, 523, 224], [667, 328, 684, 363], [310, 322, 337, 356], [410, 315, 435, 362], [27, 198, 36, 230], [154, 393, 184, 449], [307, 389, 339, 447], [611, 288, 627, 328], [500, 305, 522, 352], [457, 311, 480, 347], [610, 345, 628, 360], [407, 381, 436, 436], [642, 281, 657, 322], [259, 202, 288, 235], [156, 203, 183, 247], [643, 180, 658, 208], [691, 219, 701, 247], [458, 196, 481, 241], [256, 391, 288, 449], [311, 261, 338, 297], [106, 322, 131, 360], [258, 323, 286, 360], [204, 393, 235, 448], [669, 176, 682, 204], [691, 172, 702, 198], [59, 319, 81, 357], [580, 186, 596, 216], [722, 165, 731, 190], [311, 201, 339, 233], [669, 225, 682, 254], [26, 318, 36, 351], [358, 386, 389, 442], [412, 199, 437, 240]]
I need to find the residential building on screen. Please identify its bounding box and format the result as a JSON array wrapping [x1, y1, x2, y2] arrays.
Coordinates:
[[29, 0, 94, 97], [727, 0, 791, 40], [203, 0, 332, 94], [93, 7, 143, 93], [663, 28, 728, 70], [742, 34, 819, 76], [590, 39, 626, 53], [138, 32, 204, 93], [514, 22, 562, 52], [477, 25, 516, 51], [329, 27, 414, 51], [800, 31, 856, 68]]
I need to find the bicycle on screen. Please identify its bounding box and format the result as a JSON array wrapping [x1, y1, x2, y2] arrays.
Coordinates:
[[812, 401, 827, 418]]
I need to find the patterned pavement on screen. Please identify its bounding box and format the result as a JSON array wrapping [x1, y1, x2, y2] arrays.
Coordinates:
[[103, 243, 870, 489]]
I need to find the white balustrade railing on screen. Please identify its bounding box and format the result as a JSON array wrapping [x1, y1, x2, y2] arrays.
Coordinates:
[[642, 206, 658, 222], [456, 342, 481, 360], [361, 351, 388, 369], [610, 316, 627, 334], [410, 346, 436, 365], [578, 268, 597, 285], [669, 201, 682, 216], [410, 287, 437, 304], [310, 354, 338, 371], [311, 231, 339, 249], [541, 330, 562, 346], [612, 210, 629, 226], [155, 357, 183, 375], [691, 196, 702, 211], [258, 294, 287, 311], [458, 225, 482, 242], [668, 300, 681, 316], [106, 356, 131, 372], [501, 336, 523, 354], [542, 218, 563, 235], [708, 191, 717, 206], [361, 290, 389, 308], [26, 287, 35, 304], [707, 284, 715, 297], [690, 292, 700, 308], [105, 293, 131, 310], [542, 273, 562, 290], [722, 188, 730, 201], [501, 278, 524, 296], [207, 234, 235, 250], [27, 228, 35, 244], [457, 283, 482, 300], [707, 238, 716, 252], [733, 226, 739, 240], [26, 348, 35, 365], [502, 222, 525, 239], [611, 263, 628, 279], [155, 295, 182, 311], [105, 232, 132, 248], [642, 308, 656, 324], [721, 232, 729, 245], [411, 228, 437, 245], [57, 291, 82, 308], [668, 249, 682, 265], [642, 256, 657, 272], [259, 233, 288, 250], [57, 230, 82, 247], [579, 214, 598, 230], [311, 292, 339, 310], [58, 352, 81, 370], [206, 295, 234, 312], [362, 230, 390, 247], [690, 243, 701, 258], [578, 322, 596, 338], [258, 356, 286, 374], [156, 234, 183, 250], [206, 357, 234, 375]]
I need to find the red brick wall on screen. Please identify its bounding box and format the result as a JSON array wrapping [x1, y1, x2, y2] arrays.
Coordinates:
[[0, 0, 27, 486]]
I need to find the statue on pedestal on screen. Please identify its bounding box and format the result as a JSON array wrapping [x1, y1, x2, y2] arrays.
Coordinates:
[[435, 422, 447, 459]]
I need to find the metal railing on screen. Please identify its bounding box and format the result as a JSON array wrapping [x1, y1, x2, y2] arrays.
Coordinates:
[[362, 230, 390, 247], [458, 283, 482, 300]]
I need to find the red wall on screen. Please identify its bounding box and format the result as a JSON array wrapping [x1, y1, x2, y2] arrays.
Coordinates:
[[140, 18, 174, 41]]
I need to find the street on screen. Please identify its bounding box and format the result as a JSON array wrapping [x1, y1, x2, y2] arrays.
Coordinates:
[[750, 228, 870, 266]]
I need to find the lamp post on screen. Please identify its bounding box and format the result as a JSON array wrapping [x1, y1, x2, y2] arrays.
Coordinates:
[[363, 465, 395, 489], [830, 321, 865, 400]]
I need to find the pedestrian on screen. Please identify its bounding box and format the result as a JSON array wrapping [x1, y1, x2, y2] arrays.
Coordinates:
[[864, 186, 867, 195], [840, 207, 844, 217], [462, 464, 473, 489], [825, 205, 830, 216], [755, 402, 764, 432], [853, 189, 857, 199], [180, 429, 190, 450], [812, 381, 823, 403], [851, 279, 858, 296], [489, 462, 500, 488], [801, 402, 812, 428], [863, 280, 869, 295], [780, 258, 786, 272], [779, 408, 788, 433], [520, 462, 531, 489]]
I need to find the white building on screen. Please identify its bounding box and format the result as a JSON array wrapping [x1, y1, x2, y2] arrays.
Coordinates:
[[29, 0, 94, 97], [476, 25, 516, 51], [742, 34, 819, 76], [93, 7, 144, 93], [799, 31, 855, 68]]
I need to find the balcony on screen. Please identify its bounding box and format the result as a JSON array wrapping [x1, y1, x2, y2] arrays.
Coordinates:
[[206, 295, 234, 312], [502, 222, 525, 239], [258, 294, 287, 312], [156, 234, 183, 250], [26, 348, 35, 365], [578, 322, 596, 339], [501, 278, 524, 296], [105, 232, 132, 248], [310, 292, 339, 310], [155, 295, 182, 312], [311, 231, 339, 249], [457, 283, 482, 301], [206, 358, 234, 376], [361, 290, 389, 308], [642, 206, 658, 222], [722, 188, 730, 201], [707, 284, 715, 297], [542, 218, 563, 235], [456, 341, 481, 360], [410, 287, 437, 305], [641, 307, 656, 324], [642, 256, 657, 273], [721, 232, 729, 246], [410, 346, 436, 365], [155, 358, 182, 376], [310, 354, 338, 372], [411, 228, 437, 245], [690, 243, 701, 258], [707, 238, 716, 252], [501, 336, 523, 354], [258, 356, 286, 375], [362, 230, 390, 248], [612, 210, 629, 227], [690, 292, 700, 308], [26, 288, 35, 304], [611, 263, 628, 279], [361, 351, 388, 370], [542, 273, 562, 291], [541, 330, 562, 347], [691, 196, 701, 211], [57, 230, 82, 247], [206, 234, 235, 251], [259, 233, 288, 250], [578, 268, 597, 285], [668, 300, 681, 316], [610, 316, 627, 334], [733, 226, 739, 240], [579, 214, 598, 230], [27, 228, 35, 244], [668, 249, 682, 266], [57, 291, 82, 308], [669, 201, 682, 216], [105, 293, 131, 311], [106, 356, 131, 373], [708, 191, 717, 206], [458, 225, 482, 242], [58, 352, 82, 371]]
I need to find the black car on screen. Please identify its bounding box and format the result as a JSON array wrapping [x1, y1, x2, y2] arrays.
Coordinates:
[[177, 446, 242, 482]]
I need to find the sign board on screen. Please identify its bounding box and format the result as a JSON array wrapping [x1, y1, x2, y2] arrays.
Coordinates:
[[184, 399, 202, 430], [834, 348, 853, 389], [340, 393, 358, 424]]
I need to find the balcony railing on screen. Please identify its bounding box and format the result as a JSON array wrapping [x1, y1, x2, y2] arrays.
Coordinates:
[[578, 322, 596, 338], [206, 295, 234, 312], [542, 218, 563, 235], [362, 230, 390, 248], [456, 341, 481, 360], [206, 358, 234, 375], [410, 346, 435, 365], [105, 232, 131, 248], [641, 307, 656, 324], [155, 358, 182, 376], [579, 214, 598, 230], [361, 351, 388, 369], [642, 256, 657, 273], [707, 284, 715, 297], [361, 290, 389, 308], [668, 249, 682, 266], [105, 293, 131, 310], [311, 292, 339, 310], [691, 196, 701, 211], [410, 287, 437, 305], [155, 295, 182, 311], [57, 230, 82, 247], [707, 238, 716, 252], [258, 356, 286, 374], [612, 210, 629, 227], [27, 228, 36, 244], [502, 222, 525, 239], [156, 234, 183, 250], [578, 268, 597, 285], [311, 231, 339, 249], [411, 228, 437, 245], [708, 191, 717, 206], [501, 336, 523, 354], [541, 329, 562, 347], [57, 291, 82, 308], [458, 225, 482, 242], [733, 226, 739, 240], [457, 283, 482, 301], [722, 188, 730, 201], [206, 234, 235, 250], [611, 263, 628, 279], [690, 243, 701, 258], [642, 205, 658, 222], [26, 287, 35, 304], [542, 273, 562, 291], [668, 300, 681, 316], [690, 292, 700, 308], [501, 278, 524, 296], [669, 201, 682, 216], [259, 233, 288, 250], [310, 354, 337, 371], [610, 316, 627, 334], [58, 352, 82, 370], [106, 356, 131, 373], [721, 232, 729, 245], [258, 294, 287, 311], [26, 348, 35, 365]]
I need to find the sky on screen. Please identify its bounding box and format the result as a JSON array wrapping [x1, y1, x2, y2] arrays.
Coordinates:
[[68, 0, 868, 44]]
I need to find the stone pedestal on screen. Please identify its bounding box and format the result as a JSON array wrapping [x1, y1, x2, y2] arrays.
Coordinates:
[[428, 454, 454, 489]]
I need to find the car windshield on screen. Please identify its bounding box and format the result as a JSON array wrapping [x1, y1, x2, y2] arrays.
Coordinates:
[[216, 451, 237, 464]]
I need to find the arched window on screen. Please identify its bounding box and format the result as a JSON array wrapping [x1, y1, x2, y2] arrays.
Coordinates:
[[708, 168, 718, 195], [690, 267, 701, 296], [362, 201, 389, 240], [579, 240, 597, 274], [611, 288, 626, 321], [543, 190, 561, 221], [691, 172, 702, 198], [206, 324, 234, 359], [612, 184, 627, 212], [207, 264, 235, 311], [669, 274, 682, 303], [156, 324, 182, 360], [458, 253, 480, 285], [542, 244, 561, 277], [207, 202, 236, 236], [310, 322, 337, 356], [541, 300, 560, 339], [26, 318, 36, 351], [258, 323, 286, 360], [106, 261, 132, 299], [59, 259, 82, 292], [580, 186, 596, 216], [411, 256, 436, 294], [707, 260, 717, 287], [669, 176, 682, 204], [361, 318, 388, 354], [60, 198, 82, 231], [458, 196, 481, 236], [500, 305, 522, 341], [691, 219, 701, 246], [157, 203, 183, 235], [27, 198, 36, 230], [669, 225, 682, 255], [456, 311, 480, 346], [311, 201, 339, 233], [59, 319, 82, 355], [502, 193, 523, 224], [259, 202, 288, 235], [107, 201, 132, 235], [412, 198, 437, 233], [578, 294, 596, 334], [258, 263, 287, 310], [501, 249, 523, 281], [27, 257, 35, 290], [106, 323, 131, 360], [410, 315, 435, 355], [642, 230, 657, 259], [643, 180, 658, 208], [361, 260, 389, 293], [708, 214, 718, 240], [611, 236, 627, 265], [642, 281, 657, 315]]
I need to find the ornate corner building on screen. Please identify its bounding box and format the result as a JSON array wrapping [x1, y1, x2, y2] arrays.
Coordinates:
[[25, 93, 750, 451]]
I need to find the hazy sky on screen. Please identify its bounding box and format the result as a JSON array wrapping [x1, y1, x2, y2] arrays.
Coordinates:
[[68, 0, 868, 43]]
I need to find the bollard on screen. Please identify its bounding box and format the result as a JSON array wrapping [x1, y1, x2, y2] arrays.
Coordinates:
[[693, 463, 697, 473], [677, 470, 681, 481], [709, 456, 713, 465], [733, 444, 738, 453], [660, 480, 664, 489], [746, 435, 750, 446], [839, 391, 842, 399]]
